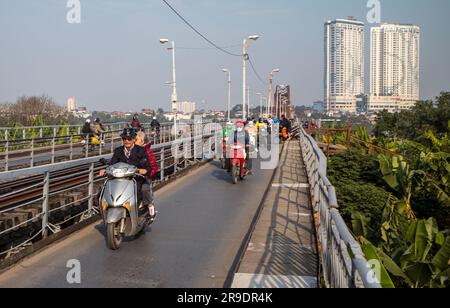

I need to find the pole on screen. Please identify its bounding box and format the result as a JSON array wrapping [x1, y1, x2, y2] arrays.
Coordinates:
[[171, 41, 178, 139], [242, 38, 247, 121], [258, 93, 263, 116], [247, 87, 250, 119], [268, 72, 273, 116], [227, 71, 231, 121]]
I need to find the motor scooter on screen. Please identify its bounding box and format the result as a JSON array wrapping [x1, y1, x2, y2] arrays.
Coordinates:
[[228, 143, 246, 184], [99, 162, 150, 250]]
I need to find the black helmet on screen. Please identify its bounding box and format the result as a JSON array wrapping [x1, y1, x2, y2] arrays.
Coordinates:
[[120, 128, 137, 139], [95, 118, 101, 123]]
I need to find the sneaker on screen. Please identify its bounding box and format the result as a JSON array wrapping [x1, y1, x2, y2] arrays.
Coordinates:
[[148, 204, 156, 222]]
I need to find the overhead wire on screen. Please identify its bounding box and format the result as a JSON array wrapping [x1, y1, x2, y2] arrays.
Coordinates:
[[161, 0, 270, 86]]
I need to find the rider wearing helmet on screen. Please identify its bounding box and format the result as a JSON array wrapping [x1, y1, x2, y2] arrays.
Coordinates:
[[99, 128, 152, 216], [228, 120, 252, 175], [150, 116, 161, 131]]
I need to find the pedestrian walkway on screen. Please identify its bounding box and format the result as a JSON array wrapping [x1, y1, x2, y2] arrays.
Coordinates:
[[232, 139, 319, 288]]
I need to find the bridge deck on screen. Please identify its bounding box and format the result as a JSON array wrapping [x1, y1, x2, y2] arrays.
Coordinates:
[[0, 158, 275, 287], [232, 140, 318, 288]]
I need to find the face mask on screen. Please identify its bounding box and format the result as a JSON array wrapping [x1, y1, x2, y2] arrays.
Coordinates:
[[237, 127, 243, 132]]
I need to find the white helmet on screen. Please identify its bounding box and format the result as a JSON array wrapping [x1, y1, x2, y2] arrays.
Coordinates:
[[86, 119, 91, 123], [153, 116, 157, 120]]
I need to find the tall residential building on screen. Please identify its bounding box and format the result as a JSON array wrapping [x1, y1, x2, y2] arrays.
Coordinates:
[[67, 97, 77, 112], [369, 24, 420, 112], [324, 18, 365, 113], [177, 101, 196, 114]]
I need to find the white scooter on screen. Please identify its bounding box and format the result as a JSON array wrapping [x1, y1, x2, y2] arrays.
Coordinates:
[[99, 162, 150, 250]]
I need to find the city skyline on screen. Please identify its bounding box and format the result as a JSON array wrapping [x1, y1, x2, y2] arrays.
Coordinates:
[[1, 0, 449, 112], [324, 18, 365, 113]]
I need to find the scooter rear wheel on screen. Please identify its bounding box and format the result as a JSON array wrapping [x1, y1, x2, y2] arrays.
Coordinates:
[[231, 164, 238, 184], [107, 222, 123, 250]]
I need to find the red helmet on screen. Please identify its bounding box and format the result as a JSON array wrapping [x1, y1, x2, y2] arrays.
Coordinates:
[[235, 120, 244, 127]]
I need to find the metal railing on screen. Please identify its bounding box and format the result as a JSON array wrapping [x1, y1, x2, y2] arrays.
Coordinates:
[[298, 123, 381, 288], [0, 122, 180, 141], [0, 126, 221, 260], [0, 123, 182, 172]]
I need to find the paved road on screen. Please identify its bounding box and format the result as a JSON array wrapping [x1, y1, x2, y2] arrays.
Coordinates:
[[0, 159, 275, 288]]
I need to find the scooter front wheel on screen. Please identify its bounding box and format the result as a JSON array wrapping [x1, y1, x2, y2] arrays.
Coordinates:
[[106, 222, 123, 250]]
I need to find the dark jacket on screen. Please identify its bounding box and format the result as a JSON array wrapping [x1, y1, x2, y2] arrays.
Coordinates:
[[150, 120, 161, 129], [110, 146, 151, 180]]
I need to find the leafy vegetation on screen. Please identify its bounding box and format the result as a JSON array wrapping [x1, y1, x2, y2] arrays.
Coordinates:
[[327, 92, 450, 288]]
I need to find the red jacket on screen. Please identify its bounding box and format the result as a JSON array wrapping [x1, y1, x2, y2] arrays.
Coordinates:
[[144, 144, 158, 179]]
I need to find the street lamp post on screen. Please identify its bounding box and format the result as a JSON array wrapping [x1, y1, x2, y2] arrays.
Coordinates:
[[247, 86, 251, 119], [242, 35, 259, 121], [222, 69, 231, 121], [160, 39, 178, 138], [268, 69, 280, 117], [256, 93, 263, 116]]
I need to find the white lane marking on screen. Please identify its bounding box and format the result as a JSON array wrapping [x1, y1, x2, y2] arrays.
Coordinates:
[[272, 183, 310, 188], [231, 273, 317, 288]]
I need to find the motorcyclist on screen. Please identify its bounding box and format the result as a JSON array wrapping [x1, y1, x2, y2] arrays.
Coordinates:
[[150, 116, 161, 132], [81, 119, 98, 144], [131, 113, 141, 129], [99, 128, 152, 217], [94, 118, 106, 144], [228, 120, 252, 175], [135, 131, 158, 222]]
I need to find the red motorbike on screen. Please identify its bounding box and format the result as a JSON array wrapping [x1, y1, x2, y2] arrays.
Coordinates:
[[228, 142, 246, 184], [221, 135, 229, 169]]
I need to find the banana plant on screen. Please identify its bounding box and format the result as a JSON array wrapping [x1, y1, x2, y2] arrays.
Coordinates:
[[399, 218, 450, 288], [378, 155, 425, 220], [353, 214, 450, 288]]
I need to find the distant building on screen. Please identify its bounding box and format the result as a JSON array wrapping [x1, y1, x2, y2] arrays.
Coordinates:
[[164, 112, 192, 121], [369, 23, 420, 113], [324, 18, 365, 113], [177, 101, 196, 114], [67, 97, 77, 112], [142, 109, 155, 116], [313, 101, 324, 113]]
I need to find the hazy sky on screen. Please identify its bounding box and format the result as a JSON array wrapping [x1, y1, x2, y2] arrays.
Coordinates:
[[1, 0, 449, 112]]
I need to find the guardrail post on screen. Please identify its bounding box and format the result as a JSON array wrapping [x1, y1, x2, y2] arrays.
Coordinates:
[[69, 135, 73, 161], [99, 136, 103, 156], [42, 172, 50, 238], [174, 145, 178, 175], [160, 148, 165, 182], [111, 132, 114, 153], [30, 138, 35, 167], [85, 136, 89, 158], [51, 136, 55, 164], [23, 129, 26, 140], [5, 129, 9, 172], [39, 128, 43, 138], [88, 163, 94, 213]]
